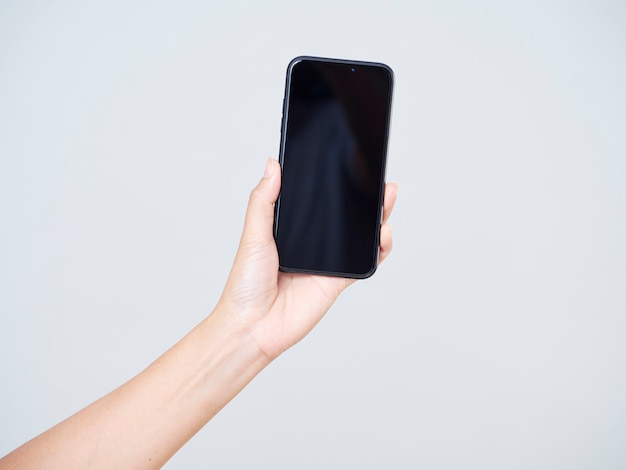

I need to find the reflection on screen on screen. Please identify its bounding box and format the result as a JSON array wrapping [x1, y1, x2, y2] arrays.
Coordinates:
[[275, 58, 392, 277]]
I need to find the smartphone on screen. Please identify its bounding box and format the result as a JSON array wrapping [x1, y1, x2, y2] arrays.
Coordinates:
[[274, 56, 394, 278]]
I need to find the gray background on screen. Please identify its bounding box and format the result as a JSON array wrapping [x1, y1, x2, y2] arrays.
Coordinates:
[[1, 1, 625, 468]]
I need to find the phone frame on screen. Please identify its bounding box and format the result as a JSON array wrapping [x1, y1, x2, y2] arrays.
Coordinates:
[[274, 55, 394, 279]]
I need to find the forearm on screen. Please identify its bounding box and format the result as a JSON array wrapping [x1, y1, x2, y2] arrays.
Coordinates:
[[0, 162, 397, 469], [0, 308, 270, 470]]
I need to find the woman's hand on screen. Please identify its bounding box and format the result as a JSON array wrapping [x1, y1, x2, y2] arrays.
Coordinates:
[[0, 160, 397, 469], [0, 157, 397, 470], [217, 158, 398, 360]]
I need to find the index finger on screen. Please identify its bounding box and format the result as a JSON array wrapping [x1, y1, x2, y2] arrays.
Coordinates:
[[382, 182, 398, 225]]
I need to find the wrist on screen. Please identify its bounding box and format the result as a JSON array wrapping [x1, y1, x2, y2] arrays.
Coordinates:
[[194, 307, 272, 408]]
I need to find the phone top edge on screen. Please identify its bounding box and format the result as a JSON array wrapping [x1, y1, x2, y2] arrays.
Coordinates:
[[287, 55, 394, 78]]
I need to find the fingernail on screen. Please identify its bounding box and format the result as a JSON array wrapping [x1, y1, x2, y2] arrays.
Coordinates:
[[263, 158, 275, 178]]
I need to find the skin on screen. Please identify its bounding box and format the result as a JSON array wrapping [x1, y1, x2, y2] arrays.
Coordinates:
[[0, 158, 398, 469]]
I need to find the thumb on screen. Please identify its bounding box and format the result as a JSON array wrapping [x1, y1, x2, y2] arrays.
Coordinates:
[[241, 158, 281, 246]]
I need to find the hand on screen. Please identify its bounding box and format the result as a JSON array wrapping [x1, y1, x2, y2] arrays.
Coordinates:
[[0, 157, 396, 470], [217, 158, 398, 360]]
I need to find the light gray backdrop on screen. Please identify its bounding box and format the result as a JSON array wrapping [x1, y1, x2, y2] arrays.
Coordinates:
[[1, 1, 625, 468]]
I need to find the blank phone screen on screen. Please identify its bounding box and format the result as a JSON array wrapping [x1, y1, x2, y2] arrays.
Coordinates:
[[274, 57, 393, 278]]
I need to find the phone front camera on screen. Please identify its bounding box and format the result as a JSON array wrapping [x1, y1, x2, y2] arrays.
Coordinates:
[[350, 67, 356, 72]]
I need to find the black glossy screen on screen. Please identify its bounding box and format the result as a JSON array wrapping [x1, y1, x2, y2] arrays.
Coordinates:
[[274, 57, 393, 278]]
